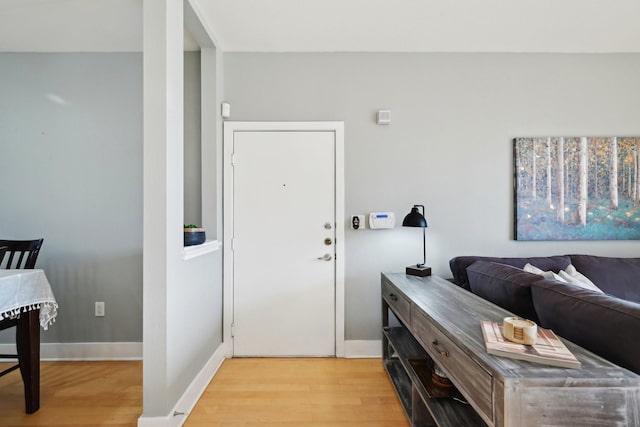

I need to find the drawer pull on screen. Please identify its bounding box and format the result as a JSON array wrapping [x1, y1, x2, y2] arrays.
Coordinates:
[[389, 293, 398, 302], [432, 340, 450, 357]]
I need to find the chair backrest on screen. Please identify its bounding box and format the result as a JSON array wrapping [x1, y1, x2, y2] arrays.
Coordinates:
[[0, 239, 44, 269]]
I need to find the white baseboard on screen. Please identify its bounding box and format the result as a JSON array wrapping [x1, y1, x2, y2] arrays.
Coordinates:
[[0, 342, 143, 360], [343, 340, 382, 358], [137, 342, 229, 427]]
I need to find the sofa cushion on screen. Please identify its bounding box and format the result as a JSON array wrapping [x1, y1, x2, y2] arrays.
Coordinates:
[[466, 261, 543, 323], [450, 255, 571, 290], [532, 279, 640, 374], [558, 265, 604, 293], [569, 255, 640, 303]]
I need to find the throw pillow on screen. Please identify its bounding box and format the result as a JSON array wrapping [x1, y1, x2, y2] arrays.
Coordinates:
[[523, 263, 567, 282], [524, 262, 604, 294], [558, 265, 604, 294]]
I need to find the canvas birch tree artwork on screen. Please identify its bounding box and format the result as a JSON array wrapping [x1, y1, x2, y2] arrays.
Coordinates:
[[514, 137, 640, 240]]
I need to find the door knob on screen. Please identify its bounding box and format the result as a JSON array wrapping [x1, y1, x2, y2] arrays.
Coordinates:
[[317, 254, 333, 261], [324, 238, 333, 245]]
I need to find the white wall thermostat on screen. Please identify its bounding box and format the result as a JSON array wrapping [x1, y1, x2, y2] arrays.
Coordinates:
[[369, 212, 395, 229]]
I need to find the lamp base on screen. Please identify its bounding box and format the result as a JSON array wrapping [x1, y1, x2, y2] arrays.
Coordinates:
[[406, 265, 432, 277]]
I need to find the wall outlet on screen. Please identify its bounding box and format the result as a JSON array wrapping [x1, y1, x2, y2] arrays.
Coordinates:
[[95, 301, 105, 317]]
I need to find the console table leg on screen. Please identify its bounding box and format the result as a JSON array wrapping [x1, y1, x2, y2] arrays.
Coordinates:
[[412, 385, 436, 427], [17, 309, 40, 413]]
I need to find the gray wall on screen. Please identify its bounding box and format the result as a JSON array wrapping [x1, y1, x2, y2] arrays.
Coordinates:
[[3, 51, 639, 346], [0, 52, 205, 345], [184, 51, 202, 227], [0, 53, 143, 343], [224, 52, 640, 341]]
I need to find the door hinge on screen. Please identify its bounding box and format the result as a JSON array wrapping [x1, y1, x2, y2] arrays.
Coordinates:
[[231, 238, 236, 251], [231, 323, 235, 338], [231, 153, 237, 166]]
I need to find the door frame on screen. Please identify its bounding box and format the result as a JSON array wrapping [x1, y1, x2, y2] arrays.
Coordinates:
[[223, 121, 345, 357]]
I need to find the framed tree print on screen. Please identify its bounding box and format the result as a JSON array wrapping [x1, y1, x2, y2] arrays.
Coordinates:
[[514, 137, 640, 240]]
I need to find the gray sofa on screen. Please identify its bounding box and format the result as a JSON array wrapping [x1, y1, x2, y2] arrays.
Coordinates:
[[449, 255, 640, 374]]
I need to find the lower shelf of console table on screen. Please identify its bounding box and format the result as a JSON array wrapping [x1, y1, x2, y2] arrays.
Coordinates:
[[383, 326, 486, 426], [381, 273, 640, 427]]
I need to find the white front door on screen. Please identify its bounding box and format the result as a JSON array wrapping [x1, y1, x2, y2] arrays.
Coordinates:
[[227, 125, 343, 357]]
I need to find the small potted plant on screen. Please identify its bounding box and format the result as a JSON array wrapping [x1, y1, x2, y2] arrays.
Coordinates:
[[184, 224, 206, 246]]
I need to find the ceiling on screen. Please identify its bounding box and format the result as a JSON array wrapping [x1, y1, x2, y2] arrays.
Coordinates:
[[1, 0, 639, 53]]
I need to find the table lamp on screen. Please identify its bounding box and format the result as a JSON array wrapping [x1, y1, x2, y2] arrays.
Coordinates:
[[402, 204, 431, 277]]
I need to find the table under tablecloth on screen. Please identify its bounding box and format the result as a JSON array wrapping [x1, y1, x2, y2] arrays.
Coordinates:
[[0, 269, 58, 330]]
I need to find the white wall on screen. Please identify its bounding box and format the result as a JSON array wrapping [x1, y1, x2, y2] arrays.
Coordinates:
[[224, 52, 640, 340]]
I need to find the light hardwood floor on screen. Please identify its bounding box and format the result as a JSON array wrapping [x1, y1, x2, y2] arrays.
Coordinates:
[[0, 361, 142, 427], [185, 358, 408, 427], [0, 358, 408, 427]]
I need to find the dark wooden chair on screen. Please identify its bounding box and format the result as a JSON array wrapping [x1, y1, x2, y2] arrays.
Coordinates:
[[0, 238, 44, 413], [0, 246, 7, 267], [0, 238, 44, 269]]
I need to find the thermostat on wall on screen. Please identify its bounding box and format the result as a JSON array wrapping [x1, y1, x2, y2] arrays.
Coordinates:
[[369, 212, 395, 229]]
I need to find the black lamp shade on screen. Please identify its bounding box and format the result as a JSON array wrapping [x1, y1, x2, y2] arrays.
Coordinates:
[[402, 206, 428, 228]]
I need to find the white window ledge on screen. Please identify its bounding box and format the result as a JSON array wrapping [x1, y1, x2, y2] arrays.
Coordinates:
[[183, 239, 222, 260]]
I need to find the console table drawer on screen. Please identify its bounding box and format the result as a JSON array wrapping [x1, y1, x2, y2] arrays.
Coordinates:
[[411, 308, 493, 424], [382, 281, 411, 324]]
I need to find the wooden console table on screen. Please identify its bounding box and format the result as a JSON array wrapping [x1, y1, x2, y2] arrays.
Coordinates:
[[381, 273, 640, 427]]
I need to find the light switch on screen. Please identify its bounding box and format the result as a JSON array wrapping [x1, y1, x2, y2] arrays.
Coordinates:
[[221, 102, 231, 118]]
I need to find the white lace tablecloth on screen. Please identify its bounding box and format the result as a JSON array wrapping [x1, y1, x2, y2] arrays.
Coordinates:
[[0, 269, 58, 330]]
